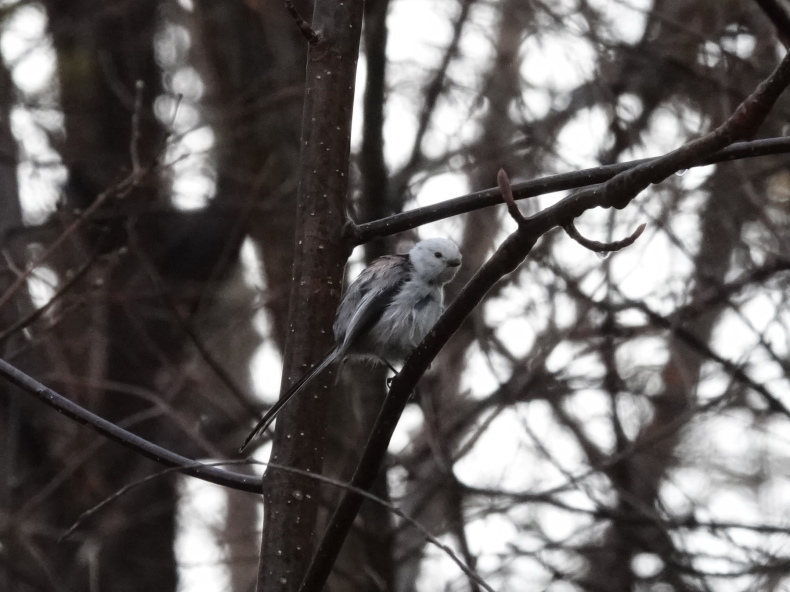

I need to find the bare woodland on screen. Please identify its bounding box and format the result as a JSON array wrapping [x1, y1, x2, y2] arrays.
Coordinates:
[[2, 0, 790, 591]]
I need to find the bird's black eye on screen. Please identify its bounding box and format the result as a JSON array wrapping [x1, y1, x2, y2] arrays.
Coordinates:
[[434, 252, 442, 258]]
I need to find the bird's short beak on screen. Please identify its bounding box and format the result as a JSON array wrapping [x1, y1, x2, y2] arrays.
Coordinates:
[[447, 258, 461, 268]]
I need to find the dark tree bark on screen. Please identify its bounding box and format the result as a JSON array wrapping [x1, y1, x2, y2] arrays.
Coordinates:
[[0, 49, 32, 592], [257, 2, 364, 591], [36, 2, 179, 589]]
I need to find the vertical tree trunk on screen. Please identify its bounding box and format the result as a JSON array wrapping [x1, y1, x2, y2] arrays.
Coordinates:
[[0, 48, 29, 592], [324, 1, 397, 589], [258, 3, 364, 590], [38, 2, 176, 590]]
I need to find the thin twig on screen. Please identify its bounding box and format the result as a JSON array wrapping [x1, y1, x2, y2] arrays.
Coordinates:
[[563, 221, 646, 253], [60, 456, 494, 592], [126, 223, 258, 416], [0, 250, 104, 344], [390, 0, 476, 199], [0, 92, 177, 316], [497, 167, 524, 224], [300, 49, 790, 592], [0, 356, 262, 492], [60, 460, 237, 542], [130, 80, 144, 173], [285, 0, 321, 45], [353, 136, 790, 244], [629, 299, 790, 418], [0, 177, 133, 314]]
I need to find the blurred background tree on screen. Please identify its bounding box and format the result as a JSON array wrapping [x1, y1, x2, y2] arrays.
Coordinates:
[[1, 1, 790, 591]]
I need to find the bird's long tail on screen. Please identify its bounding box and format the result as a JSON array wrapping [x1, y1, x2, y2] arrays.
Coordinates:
[[239, 346, 341, 452]]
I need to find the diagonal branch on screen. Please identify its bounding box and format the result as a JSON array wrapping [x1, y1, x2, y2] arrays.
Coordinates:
[[0, 350, 491, 592], [0, 249, 104, 344], [352, 136, 790, 244], [0, 357, 262, 493], [285, 0, 321, 45], [389, 0, 477, 201], [299, 49, 790, 592]]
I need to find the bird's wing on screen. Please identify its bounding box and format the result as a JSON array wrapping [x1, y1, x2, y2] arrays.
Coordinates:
[[239, 345, 340, 452], [240, 254, 411, 452], [336, 254, 411, 351]]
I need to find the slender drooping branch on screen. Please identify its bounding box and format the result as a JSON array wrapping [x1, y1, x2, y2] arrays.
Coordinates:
[[0, 357, 261, 492], [0, 349, 492, 589]]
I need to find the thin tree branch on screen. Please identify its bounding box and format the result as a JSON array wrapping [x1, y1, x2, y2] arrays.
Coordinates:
[[62, 455, 494, 592], [0, 115, 171, 314], [127, 224, 258, 417], [465, 484, 790, 535], [60, 460, 251, 542], [563, 220, 646, 253], [497, 167, 525, 224], [546, 252, 790, 418], [0, 249, 103, 344], [353, 136, 790, 244], [0, 357, 262, 493], [285, 0, 321, 45], [389, 0, 477, 201], [629, 299, 790, 418]]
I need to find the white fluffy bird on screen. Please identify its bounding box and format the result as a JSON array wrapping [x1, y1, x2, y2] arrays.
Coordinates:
[[240, 238, 462, 451]]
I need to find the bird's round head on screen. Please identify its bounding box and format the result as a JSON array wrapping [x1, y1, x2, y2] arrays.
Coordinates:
[[409, 238, 462, 284]]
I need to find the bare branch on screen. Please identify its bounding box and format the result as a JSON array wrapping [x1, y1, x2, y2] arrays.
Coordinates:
[[130, 79, 144, 173], [0, 104, 176, 315], [285, 0, 321, 46], [563, 221, 646, 253], [0, 357, 262, 493], [300, 47, 790, 592], [628, 299, 790, 418], [62, 455, 493, 592], [389, 0, 476, 199], [497, 167, 525, 224], [353, 136, 790, 244], [0, 250, 103, 345], [127, 225, 258, 417]]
